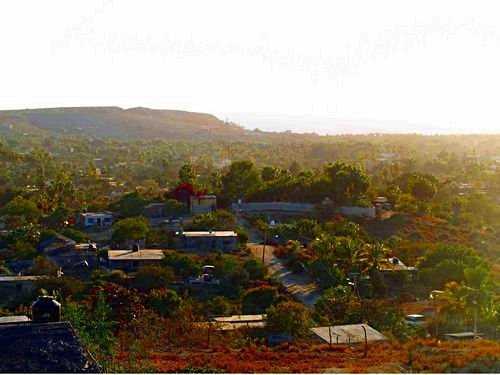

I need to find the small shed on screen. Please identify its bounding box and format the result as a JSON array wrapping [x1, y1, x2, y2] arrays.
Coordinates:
[[311, 324, 388, 345], [212, 314, 265, 331], [445, 332, 483, 341]]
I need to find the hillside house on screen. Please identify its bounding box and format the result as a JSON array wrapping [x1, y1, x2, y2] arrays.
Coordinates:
[[0, 275, 47, 306], [143, 202, 166, 218], [39, 234, 76, 255], [379, 257, 419, 291], [176, 230, 237, 252], [190, 195, 217, 214], [373, 196, 391, 210], [107, 249, 165, 272], [39, 235, 98, 270], [76, 211, 113, 228]]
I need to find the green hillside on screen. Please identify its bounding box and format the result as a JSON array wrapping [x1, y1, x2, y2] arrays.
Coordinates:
[[0, 107, 249, 141]]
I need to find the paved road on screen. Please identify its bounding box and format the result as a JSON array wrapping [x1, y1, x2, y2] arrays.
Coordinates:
[[249, 243, 322, 308], [240, 215, 323, 307]]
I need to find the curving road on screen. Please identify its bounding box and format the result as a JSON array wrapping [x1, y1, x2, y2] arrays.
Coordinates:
[[249, 243, 323, 308], [240, 215, 323, 307]]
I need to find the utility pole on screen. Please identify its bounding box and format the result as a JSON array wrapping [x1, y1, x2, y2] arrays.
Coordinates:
[[261, 220, 275, 263], [362, 324, 368, 358]]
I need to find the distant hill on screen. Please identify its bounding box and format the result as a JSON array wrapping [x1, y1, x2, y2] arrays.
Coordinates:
[[0, 107, 258, 141]]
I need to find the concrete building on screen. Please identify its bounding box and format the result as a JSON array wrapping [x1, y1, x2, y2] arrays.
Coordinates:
[[76, 211, 113, 228], [191, 195, 217, 214], [176, 230, 238, 252], [107, 249, 165, 272]]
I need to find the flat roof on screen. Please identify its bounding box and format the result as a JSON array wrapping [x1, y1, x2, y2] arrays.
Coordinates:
[[74, 242, 97, 250], [213, 315, 266, 331], [181, 231, 237, 237], [0, 315, 30, 324], [406, 314, 425, 319], [108, 249, 165, 261], [213, 314, 265, 323], [444, 332, 483, 341], [79, 211, 112, 216], [0, 276, 47, 282], [215, 321, 265, 330]]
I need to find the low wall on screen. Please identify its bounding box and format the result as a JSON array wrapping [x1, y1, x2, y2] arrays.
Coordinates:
[[231, 202, 315, 213], [232, 202, 375, 218], [339, 206, 376, 218]]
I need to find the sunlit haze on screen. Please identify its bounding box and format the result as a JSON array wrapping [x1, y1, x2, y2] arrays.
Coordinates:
[[2, 0, 500, 134]]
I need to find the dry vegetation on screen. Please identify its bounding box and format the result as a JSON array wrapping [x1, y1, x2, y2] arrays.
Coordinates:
[[145, 339, 500, 373]]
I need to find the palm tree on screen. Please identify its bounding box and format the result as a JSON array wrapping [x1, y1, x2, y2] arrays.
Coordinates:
[[333, 236, 364, 276], [359, 241, 389, 274], [439, 266, 495, 335], [359, 241, 390, 298]]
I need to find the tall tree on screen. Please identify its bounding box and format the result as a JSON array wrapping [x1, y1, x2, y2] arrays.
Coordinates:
[[408, 173, 437, 212], [1, 195, 41, 227], [265, 300, 311, 340], [323, 161, 371, 204], [333, 236, 364, 276], [116, 191, 147, 217], [111, 216, 150, 244], [220, 160, 262, 204]]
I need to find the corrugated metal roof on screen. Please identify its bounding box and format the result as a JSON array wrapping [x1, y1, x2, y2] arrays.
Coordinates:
[[0, 315, 30, 324], [215, 321, 265, 330], [0, 321, 101, 372], [213, 314, 265, 323], [0, 275, 47, 282], [311, 324, 388, 344], [195, 315, 266, 331], [79, 211, 112, 217], [213, 315, 265, 330], [181, 231, 237, 237], [108, 249, 165, 261]]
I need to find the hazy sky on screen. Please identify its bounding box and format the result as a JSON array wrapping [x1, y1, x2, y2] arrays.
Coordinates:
[[2, 0, 500, 134]]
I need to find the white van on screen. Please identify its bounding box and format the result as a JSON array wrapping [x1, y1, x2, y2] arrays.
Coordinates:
[[404, 314, 427, 327]]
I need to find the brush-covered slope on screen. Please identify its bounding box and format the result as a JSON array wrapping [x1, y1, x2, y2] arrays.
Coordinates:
[[0, 107, 248, 140]]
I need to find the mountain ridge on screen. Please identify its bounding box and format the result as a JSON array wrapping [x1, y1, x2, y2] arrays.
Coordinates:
[[0, 106, 254, 141]]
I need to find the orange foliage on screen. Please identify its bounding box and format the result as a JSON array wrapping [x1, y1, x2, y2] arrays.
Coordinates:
[[148, 339, 500, 373]]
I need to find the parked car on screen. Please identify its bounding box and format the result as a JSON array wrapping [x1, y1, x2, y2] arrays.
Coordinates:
[[404, 314, 427, 327]]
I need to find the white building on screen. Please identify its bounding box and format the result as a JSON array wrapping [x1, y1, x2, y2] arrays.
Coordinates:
[[77, 212, 113, 228]]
